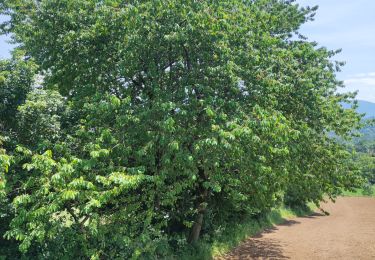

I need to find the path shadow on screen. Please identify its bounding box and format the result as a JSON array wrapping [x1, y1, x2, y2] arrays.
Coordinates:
[[225, 212, 325, 260], [221, 212, 326, 259], [224, 237, 290, 259], [223, 220, 302, 259], [297, 212, 326, 219], [278, 219, 301, 226], [252, 219, 301, 240]]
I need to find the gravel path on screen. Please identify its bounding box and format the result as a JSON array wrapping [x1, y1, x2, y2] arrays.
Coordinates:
[[218, 197, 375, 260]]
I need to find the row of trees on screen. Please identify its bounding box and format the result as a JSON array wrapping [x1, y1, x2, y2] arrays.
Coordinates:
[[353, 121, 375, 189], [0, 0, 363, 258]]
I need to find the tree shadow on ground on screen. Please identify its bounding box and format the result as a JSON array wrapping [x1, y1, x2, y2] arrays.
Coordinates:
[[214, 209, 328, 259], [297, 212, 326, 219], [221, 219, 304, 259], [253, 219, 301, 238], [223, 236, 290, 259]]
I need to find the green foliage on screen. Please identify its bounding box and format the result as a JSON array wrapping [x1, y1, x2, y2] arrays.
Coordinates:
[[17, 89, 67, 147], [342, 185, 375, 197], [355, 152, 375, 184], [346, 118, 375, 194], [0, 50, 37, 132], [0, 0, 363, 258]]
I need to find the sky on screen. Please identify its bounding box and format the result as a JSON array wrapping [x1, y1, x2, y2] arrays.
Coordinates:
[[296, 0, 375, 102], [0, 1, 374, 102], [0, 15, 12, 58]]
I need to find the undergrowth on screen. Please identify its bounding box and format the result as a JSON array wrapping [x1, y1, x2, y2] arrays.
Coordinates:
[[342, 184, 375, 197]]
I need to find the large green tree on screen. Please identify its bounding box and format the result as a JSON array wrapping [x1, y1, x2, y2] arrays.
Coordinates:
[[0, 0, 362, 258]]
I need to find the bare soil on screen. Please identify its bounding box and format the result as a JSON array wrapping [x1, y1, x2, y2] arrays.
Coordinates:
[[218, 197, 375, 260]]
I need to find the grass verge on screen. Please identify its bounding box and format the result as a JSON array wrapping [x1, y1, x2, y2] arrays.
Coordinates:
[[175, 203, 316, 260], [341, 185, 375, 197]]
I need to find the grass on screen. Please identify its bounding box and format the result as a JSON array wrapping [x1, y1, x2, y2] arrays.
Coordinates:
[[174, 203, 316, 260], [341, 184, 375, 197]]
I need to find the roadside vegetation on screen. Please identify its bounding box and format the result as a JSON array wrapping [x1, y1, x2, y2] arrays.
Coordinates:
[[342, 185, 375, 197], [343, 119, 375, 197], [0, 1, 368, 259]]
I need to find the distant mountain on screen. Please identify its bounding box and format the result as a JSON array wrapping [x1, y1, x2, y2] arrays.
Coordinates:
[[352, 101, 375, 144], [339, 100, 375, 144], [342, 100, 375, 119]]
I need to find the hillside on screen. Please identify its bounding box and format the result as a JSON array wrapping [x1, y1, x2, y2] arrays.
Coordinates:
[[342, 100, 375, 119], [356, 101, 375, 142]]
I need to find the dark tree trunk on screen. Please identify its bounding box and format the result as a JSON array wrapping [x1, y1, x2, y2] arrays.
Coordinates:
[[188, 181, 208, 244], [188, 212, 204, 243]]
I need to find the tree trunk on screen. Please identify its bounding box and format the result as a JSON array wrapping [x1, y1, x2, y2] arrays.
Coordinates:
[[188, 212, 204, 243], [188, 187, 208, 243]]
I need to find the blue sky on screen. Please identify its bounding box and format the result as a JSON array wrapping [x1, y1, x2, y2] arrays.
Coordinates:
[[1, 1, 374, 102], [296, 0, 375, 102], [0, 15, 12, 58]]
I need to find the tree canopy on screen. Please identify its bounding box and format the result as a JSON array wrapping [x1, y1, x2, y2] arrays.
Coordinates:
[[0, 0, 363, 258]]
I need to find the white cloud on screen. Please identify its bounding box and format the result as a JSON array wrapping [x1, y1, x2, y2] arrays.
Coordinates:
[[343, 72, 375, 103]]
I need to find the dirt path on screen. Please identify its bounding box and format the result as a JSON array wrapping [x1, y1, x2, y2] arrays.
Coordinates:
[[218, 197, 375, 260]]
